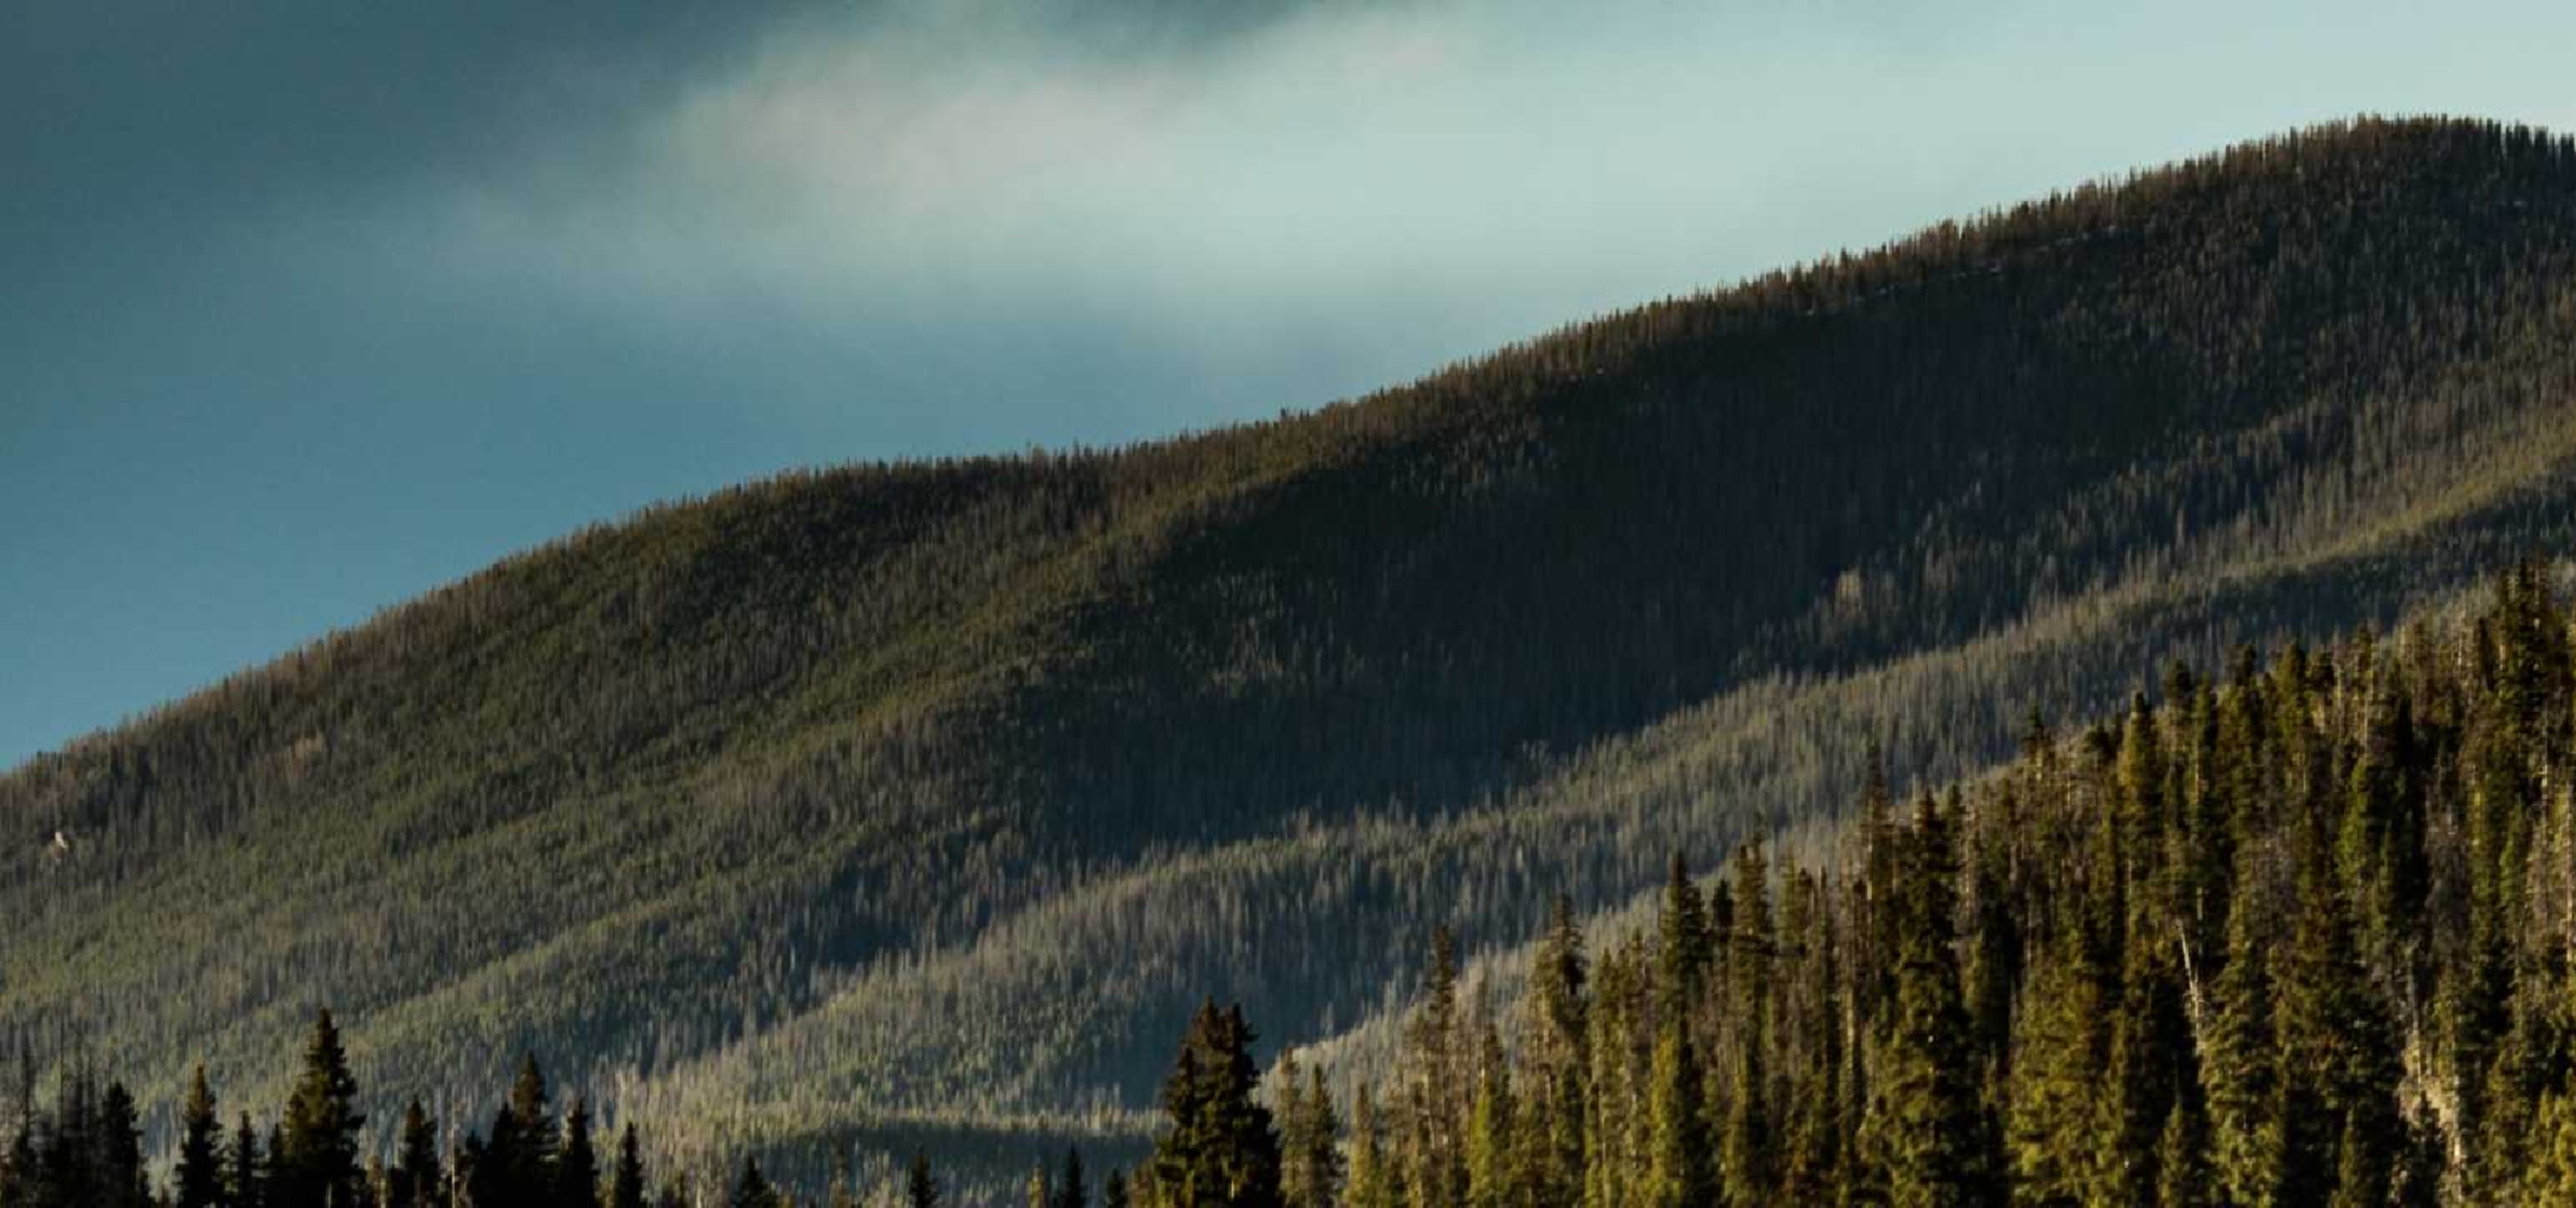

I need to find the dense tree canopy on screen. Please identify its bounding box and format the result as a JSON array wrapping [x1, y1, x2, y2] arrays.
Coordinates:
[[1313, 562, 2576, 1206]]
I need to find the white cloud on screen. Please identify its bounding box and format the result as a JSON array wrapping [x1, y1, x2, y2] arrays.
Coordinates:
[[385, 0, 2576, 377]]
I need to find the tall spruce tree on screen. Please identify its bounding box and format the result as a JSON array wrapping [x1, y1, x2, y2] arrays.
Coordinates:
[[175, 1065, 226, 1208], [504, 1054, 561, 1202], [1463, 1024, 1515, 1208], [1346, 1087, 1396, 1208], [390, 1100, 440, 1208], [1657, 856, 1714, 1029], [229, 1112, 266, 1208], [275, 1009, 365, 1208], [1058, 1147, 1092, 1208], [1528, 895, 1590, 1208], [2274, 810, 2400, 1205], [1861, 795, 2002, 1208], [559, 1096, 602, 1206], [97, 1081, 149, 1208], [1641, 1026, 1711, 1208], [2201, 853, 2282, 1208], [2005, 935, 2111, 1205], [1277, 1059, 1341, 1208], [611, 1124, 649, 1208], [1152, 1001, 1284, 1208]]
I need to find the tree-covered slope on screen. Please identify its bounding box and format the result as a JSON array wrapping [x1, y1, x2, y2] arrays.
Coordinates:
[[9, 117, 2576, 1183], [1318, 561, 2576, 1208]]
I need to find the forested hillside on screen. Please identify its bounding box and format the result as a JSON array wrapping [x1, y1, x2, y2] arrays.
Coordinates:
[[9, 118, 2576, 1188], [1321, 560, 2576, 1207]]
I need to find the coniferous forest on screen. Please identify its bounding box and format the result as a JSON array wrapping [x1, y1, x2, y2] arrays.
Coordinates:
[[20, 561, 2576, 1204], [1299, 561, 2576, 1208], [17, 118, 2576, 1197]]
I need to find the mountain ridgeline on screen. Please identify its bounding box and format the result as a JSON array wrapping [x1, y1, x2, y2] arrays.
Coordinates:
[[8, 118, 2576, 1185]]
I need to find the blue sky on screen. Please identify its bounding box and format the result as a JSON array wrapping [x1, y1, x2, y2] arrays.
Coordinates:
[[6, 0, 2574, 768]]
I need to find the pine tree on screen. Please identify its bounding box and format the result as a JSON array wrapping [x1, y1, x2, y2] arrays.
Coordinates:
[[2005, 933, 2109, 1205], [175, 1065, 226, 1208], [275, 1009, 365, 1208], [505, 1054, 561, 1202], [1776, 872, 1843, 1208], [1717, 1039, 1769, 1208], [1658, 856, 1714, 1028], [228, 1112, 266, 1208], [1278, 1062, 1341, 1208], [612, 1124, 649, 1208], [1504, 1078, 1556, 1208], [1058, 1147, 1092, 1208], [98, 1081, 149, 1208], [1527, 896, 1589, 1208], [1584, 936, 1650, 1208], [1400, 932, 1466, 1208], [2273, 811, 2400, 1206], [1463, 1028, 1515, 1208], [2106, 930, 2192, 1203], [1534, 895, 1590, 1068], [559, 1096, 602, 1206], [37, 1056, 99, 1208], [1862, 795, 2002, 1208], [265, 1124, 287, 1203], [390, 1100, 440, 1208], [1719, 842, 1774, 1208], [475, 1106, 519, 1207], [1641, 1027, 1711, 1208], [1152, 1000, 1285, 1208], [1346, 1087, 1396, 1208], [2152, 1098, 2211, 1208], [2201, 858, 2281, 1208]]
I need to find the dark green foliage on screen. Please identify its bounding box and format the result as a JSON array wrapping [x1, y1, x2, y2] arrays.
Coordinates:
[[1343, 1089, 1394, 1208], [97, 1081, 149, 1208], [0, 1026, 694, 1208], [613, 1125, 649, 1208], [1644, 1027, 1712, 1208], [388, 1101, 440, 1208], [1399, 932, 1465, 1208], [1335, 562, 2576, 1207], [503, 1055, 560, 1203], [175, 1067, 224, 1208], [229, 1112, 266, 1208], [1462, 1026, 1514, 1208], [559, 1097, 601, 1207], [1860, 795, 2003, 1207], [1276, 1060, 1340, 1208], [1658, 858, 1714, 1029], [1151, 1003, 1283, 1208], [275, 1011, 365, 1208]]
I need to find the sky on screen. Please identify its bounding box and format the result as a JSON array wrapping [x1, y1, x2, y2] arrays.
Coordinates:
[[5, 0, 2574, 768]]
